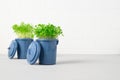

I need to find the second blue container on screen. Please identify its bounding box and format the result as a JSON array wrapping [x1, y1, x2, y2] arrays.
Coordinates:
[[37, 39, 58, 65]]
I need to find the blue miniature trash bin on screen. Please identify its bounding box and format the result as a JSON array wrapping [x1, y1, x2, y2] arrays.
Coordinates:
[[37, 39, 58, 65], [27, 39, 58, 65], [16, 38, 33, 59]]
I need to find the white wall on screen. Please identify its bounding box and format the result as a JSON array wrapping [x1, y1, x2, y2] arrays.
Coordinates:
[[0, 0, 120, 54]]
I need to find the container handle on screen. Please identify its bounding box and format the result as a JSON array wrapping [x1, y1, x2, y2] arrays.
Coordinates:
[[56, 40, 59, 45]]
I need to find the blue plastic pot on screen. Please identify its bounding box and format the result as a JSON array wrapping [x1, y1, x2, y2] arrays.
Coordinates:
[[37, 39, 58, 65], [15, 38, 33, 59]]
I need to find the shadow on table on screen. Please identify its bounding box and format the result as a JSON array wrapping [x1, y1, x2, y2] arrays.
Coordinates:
[[32, 59, 100, 66], [12, 58, 18, 59], [57, 60, 82, 65], [12, 58, 26, 60], [33, 60, 82, 65], [57, 59, 103, 65]]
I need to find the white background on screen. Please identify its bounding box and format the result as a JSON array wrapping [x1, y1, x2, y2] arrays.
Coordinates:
[[0, 0, 120, 54]]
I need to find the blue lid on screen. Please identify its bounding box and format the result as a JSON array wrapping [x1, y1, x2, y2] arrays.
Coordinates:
[[27, 41, 41, 65], [8, 40, 17, 59]]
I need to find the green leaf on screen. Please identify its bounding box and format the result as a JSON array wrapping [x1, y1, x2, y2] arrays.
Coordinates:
[[12, 22, 34, 38], [34, 23, 63, 39]]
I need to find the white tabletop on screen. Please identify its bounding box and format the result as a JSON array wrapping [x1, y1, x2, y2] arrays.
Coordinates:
[[0, 54, 120, 80]]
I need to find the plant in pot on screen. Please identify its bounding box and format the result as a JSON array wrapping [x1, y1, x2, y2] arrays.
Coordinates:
[[33, 23, 63, 65], [8, 22, 34, 59]]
